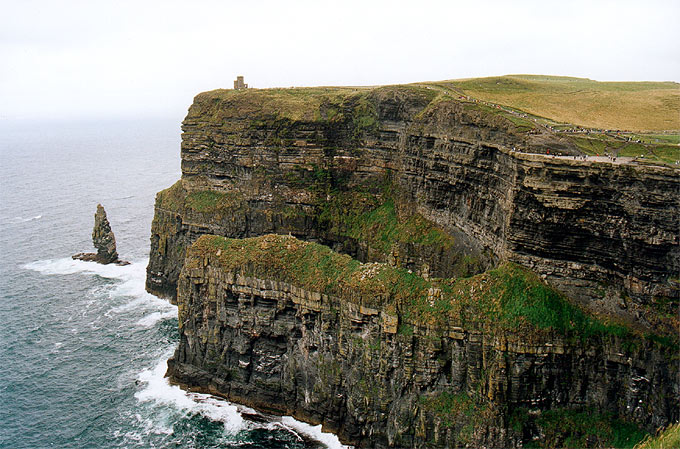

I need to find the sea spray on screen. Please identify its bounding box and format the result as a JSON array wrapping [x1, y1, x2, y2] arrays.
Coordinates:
[[23, 255, 350, 448]]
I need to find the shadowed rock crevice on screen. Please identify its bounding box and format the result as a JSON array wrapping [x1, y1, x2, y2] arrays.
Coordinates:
[[73, 204, 129, 265]]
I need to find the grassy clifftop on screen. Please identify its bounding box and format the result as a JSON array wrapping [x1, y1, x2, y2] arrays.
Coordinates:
[[440, 75, 680, 131], [194, 75, 679, 132]]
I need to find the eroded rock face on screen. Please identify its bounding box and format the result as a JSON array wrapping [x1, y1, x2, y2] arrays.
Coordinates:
[[167, 235, 679, 448], [73, 204, 128, 265], [145, 85, 679, 446], [146, 86, 678, 332]]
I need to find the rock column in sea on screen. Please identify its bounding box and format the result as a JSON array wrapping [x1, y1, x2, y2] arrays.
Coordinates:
[[73, 204, 128, 265], [92, 204, 118, 263]]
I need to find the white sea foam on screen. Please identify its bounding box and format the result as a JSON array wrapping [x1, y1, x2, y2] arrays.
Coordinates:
[[136, 310, 177, 327], [134, 353, 352, 447], [28, 256, 349, 447], [9, 215, 42, 223], [25, 257, 177, 324], [280, 416, 352, 449], [24, 257, 139, 279], [135, 352, 245, 432]]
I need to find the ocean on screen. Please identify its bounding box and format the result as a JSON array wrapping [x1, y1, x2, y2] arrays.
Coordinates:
[[0, 119, 346, 449]]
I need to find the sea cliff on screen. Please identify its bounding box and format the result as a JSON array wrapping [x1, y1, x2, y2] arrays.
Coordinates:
[[147, 84, 679, 447]]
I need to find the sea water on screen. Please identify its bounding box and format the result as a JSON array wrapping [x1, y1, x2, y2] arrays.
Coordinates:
[[0, 119, 346, 449]]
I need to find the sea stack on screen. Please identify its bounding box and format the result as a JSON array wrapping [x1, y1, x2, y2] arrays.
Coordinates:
[[73, 204, 128, 265]]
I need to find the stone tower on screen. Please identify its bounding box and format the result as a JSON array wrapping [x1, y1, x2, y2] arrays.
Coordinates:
[[234, 76, 248, 90]]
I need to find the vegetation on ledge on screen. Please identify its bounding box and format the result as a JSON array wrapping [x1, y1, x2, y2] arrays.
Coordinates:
[[156, 180, 243, 215], [187, 234, 676, 348], [510, 407, 648, 448], [634, 422, 680, 449]]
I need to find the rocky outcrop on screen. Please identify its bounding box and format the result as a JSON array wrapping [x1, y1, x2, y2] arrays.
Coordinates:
[[168, 234, 679, 448], [145, 84, 679, 447], [73, 204, 128, 265], [146, 85, 678, 333]]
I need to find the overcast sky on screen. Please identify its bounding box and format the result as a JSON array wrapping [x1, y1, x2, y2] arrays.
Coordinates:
[[2, 0, 679, 121]]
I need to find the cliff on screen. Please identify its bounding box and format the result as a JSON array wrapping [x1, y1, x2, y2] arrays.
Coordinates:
[[147, 84, 678, 334], [146, 83, 679, 447], [168, 234, 677, 448]]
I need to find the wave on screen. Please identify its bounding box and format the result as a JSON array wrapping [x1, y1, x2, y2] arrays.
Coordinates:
[[135, 351, 245, 432], [26, 255, 349, 447], [135, 310, 177, 327], [24, 256, 143, 279], [279, 417, 351, 449], [135, 351, 351, 448], [24, 257, 177, 323], [7, 215, 42, 224]]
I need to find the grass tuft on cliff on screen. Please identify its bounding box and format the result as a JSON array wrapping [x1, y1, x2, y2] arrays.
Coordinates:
[[156, 180, 243, 215], [187, 234, 673, 347], [634, 422, 680, 449]]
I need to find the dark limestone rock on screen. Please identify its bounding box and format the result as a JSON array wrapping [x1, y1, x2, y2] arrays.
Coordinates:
[[73, 204, 129, 265], [146, 86, 678, 334], [145, 86, 679, 447], [167, 235, 679, 448]]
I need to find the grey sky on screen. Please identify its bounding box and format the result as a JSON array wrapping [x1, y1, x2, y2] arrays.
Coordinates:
[[2, 0, 679, 121]]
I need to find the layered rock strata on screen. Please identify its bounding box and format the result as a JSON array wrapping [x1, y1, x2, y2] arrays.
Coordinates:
[[146, 85, 678, 332], [146, 84, 679, 447], [167, 234, 679, 448]]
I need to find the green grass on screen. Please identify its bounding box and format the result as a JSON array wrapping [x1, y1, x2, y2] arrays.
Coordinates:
[[441, 75, 680, 131], [187, 234, 676, 348], [316, 183, 485, 278], [323, 196, 455, 252], [191, 84, 434, 127], [634, 133, 680, 145], [563, 134, 679, 164], [189, 75, 678, 138], [635, 422, 680, 449], [419, 391, 488, 427], [441, 262, 637, 343], [156, 180, 244, 214], [512, 407, 648, 449], [156, 180, 185, 211]]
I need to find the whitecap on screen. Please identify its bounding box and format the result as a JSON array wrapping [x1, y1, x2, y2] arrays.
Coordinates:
[[134, 351, 245, 432], [135, 352, 352, 448], [279, 417, 352, 449], [136, 310, 177, 327], [9, 215, 42, 223], [23, 257, 138, 278], [24, 257, 167, 304]]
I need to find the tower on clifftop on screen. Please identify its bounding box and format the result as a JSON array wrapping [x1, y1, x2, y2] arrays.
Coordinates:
[[234, 76, 248, 90]]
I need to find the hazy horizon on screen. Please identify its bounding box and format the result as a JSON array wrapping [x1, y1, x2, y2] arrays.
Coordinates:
[[2, 0, 679, 121]]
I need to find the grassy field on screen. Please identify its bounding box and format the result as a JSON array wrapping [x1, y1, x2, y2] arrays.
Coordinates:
[[438, 75, 679, 131]]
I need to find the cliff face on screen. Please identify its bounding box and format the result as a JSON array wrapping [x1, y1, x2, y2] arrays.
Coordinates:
[[147, 85, 678, 332], [168, 235, 678, 448], [146, 84, 679, 447]]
